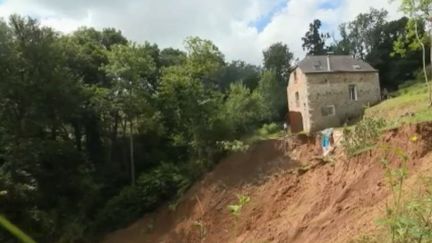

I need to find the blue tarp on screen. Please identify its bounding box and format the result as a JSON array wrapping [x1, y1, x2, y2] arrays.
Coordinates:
[[320, 128, 333, 156]]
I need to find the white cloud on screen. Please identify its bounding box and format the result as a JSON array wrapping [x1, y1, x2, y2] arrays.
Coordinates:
[[0, 0, 403, 65]]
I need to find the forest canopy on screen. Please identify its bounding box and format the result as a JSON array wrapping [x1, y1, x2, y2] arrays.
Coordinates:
[[0, 8, 425, 242]]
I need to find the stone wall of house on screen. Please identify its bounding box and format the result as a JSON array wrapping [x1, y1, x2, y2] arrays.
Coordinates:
[[287, 68, 311, 132], [306, 72, 380, 132]]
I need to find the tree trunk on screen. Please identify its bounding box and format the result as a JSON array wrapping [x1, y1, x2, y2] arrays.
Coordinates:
[[429, 30, 432, 106], [120, 119, 128, 173], [414, 18, 432, 106], [72, 121, 82, 151], [129, 119, 135, 186]]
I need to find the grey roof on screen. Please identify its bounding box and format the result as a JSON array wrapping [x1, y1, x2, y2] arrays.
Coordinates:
[[297, 55, 377, 73]]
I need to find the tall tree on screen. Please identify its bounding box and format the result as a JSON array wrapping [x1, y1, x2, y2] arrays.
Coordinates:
[[302, 19, 329, 55], [327, 24, 352, 55], [371, 17, 422, 88], [215, 60, 261, 91], [0, 15, 96, 241], [393, 0, 432, 105], [341, 8, 388, 60], [262, 43, 294, 120], [103, 43, 156, 185], [263, 42, 293, 83], [257, 71, 285, 121], [184, 36, 225, 87], [160, 47, 187, 67]]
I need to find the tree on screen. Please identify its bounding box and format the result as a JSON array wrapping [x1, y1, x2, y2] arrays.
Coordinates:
[[302, 19, 329, 55], [263, 42, 293, 84], [104, 43, 156, 185], [0, 15, 97, 241], [223, 83, 267, 135], [184, 36, 225, 87], [158, 65, 224, 159], [342, 8, 388, 60], [0, 14, 278, 243], [214, 60, 261, 91], [160, 47, 187, 67], [371, 17, 422, 88], [393, 0, 432, 105], [331, 8, 422, 89], [327, 24, 353, 55], [101, 27, 128, 49], [261, 43, 293, 121], [257, 71, 285, 121]]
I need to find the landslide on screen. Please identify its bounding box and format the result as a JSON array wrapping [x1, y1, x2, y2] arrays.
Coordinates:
[[103, 122, 432, 243]]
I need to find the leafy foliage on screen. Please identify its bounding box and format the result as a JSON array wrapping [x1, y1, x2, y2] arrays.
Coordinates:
[[0, 7, 426, 242], [302, 19, 330, 55], [217, 140, 250, 153], [227, 194, 251, 217], [374, 146, 432, 242], [263, 42, 293, 84], [95, 163, 190, 231], [342, 118, 386, 156], [331, 9, 422, 89]]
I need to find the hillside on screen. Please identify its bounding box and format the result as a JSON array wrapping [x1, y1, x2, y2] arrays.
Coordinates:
[[103, 115, 432, 242]]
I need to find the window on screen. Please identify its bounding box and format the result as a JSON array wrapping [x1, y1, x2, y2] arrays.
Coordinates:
[[352, 64, 361, 70], [294, 70, 297, 83], [295, 92, 300, 107], [349, 84, 358, 101], [321, 105, 335, 117]]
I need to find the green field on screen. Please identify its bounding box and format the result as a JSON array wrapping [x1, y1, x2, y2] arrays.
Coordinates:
[[365, 82, 432, 127]]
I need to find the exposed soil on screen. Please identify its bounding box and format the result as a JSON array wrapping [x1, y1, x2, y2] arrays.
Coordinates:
[[103, 122, 432, 243]]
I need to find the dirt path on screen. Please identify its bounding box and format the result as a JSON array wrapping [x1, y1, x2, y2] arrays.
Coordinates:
[[103, 122, 432, 243]]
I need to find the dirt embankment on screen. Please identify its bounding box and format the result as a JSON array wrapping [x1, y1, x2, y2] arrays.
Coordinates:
[[103, 122, 432, 243]]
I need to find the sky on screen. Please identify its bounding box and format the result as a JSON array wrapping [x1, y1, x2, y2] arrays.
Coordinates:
[[0, 0, 403, 65]]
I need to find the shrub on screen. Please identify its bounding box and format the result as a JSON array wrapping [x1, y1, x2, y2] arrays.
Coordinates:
[[355, 146, 432, 242], [257, 123, 280, 137], [217, 140, 249, 153], [342, 118, 386, 156], [227, 194, 250, 217], [94, 163, 190, 232], [374, 146, 432, 242], [223, 83, 269, 136]]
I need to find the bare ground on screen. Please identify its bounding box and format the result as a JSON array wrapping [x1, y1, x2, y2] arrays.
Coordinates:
[[103, 122, 432, 243]]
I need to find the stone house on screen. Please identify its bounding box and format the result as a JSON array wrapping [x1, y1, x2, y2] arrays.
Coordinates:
[[287, 55, 381, 133]]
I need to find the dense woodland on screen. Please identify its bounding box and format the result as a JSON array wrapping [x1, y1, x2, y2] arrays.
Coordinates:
[[0, 7, 426, 242]]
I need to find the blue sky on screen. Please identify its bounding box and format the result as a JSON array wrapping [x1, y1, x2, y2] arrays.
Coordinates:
[[0, 0, 401, 64], [251, 0, 345, 33], [251, 0, 287, 32], [318, 0, 343, 10]]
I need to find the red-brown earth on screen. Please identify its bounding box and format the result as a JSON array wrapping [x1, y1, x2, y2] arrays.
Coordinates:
[[103, 122, 432, 243]]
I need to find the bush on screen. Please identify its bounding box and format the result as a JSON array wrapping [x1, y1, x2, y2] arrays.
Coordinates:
[[223, 83, 269, 136], [94, 163, 190, 232], [217, 140, 249, 152], [373, 146, 432, 243], [257, 123, 281, 137], [342, 118, 386, 156]]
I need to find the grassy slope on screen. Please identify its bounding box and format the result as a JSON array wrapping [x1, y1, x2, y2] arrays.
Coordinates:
[[365, 82, 432, 126]]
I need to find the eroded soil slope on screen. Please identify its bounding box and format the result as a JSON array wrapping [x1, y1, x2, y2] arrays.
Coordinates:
[[104, 122, 432, 243]]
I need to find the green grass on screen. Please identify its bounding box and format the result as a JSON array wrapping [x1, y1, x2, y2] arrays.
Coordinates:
[[243, 123, 286, 144], [365, 81, 432, 126]]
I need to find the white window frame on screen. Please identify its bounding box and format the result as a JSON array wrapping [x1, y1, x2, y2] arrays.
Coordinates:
[[349, 84, 358, 101]]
